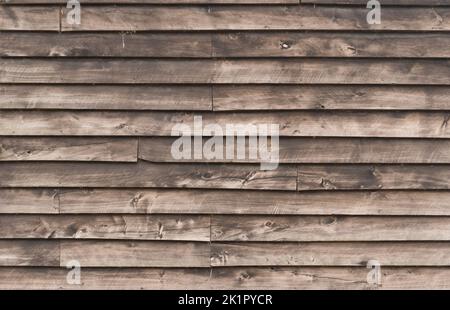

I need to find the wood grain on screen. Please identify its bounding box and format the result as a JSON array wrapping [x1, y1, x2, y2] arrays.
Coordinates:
[[211, 242, 450, 266], [213, 33, 450, 58], [60, 241, 210, 267], [212, 215, 450, 241], [57, 189, 450, 216], [303, 0, 450, 5], [139, 137, 450, 164], [2, 267, 450, 289], [0, 6, 59, 31], [0, 138, 137, 162], [0, 189, 59, 214], [2, 59, 450, 84], [2, 111, 450, 138], [3, 0, 298, 3], [213, 85, 450, 111], [0, 162, 296, 190], [0, 85, 212, 110], [60, 6, 450, 31], [298, 165, 450, 190], [0, 241, 59, 267], [0, 215, 210, 241]]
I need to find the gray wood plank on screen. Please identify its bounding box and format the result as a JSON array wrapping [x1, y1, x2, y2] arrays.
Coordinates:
[[0, 189, 59, 214], [0, 241, 59, 266], [0, 6, 60, 31]]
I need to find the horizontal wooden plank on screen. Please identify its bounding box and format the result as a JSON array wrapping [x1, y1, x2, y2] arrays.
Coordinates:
[[0, 138, 137, 162], [2, 267, 450, 289], [0, 6, 59, 31], [3, 32, 450, 58], [298, 165, 450, 190], [213, 85, 450, 111], [140, 137, 450, 164], [60, 6, 450, 31], [61, 241, 210, 267], [303, 0, 450, 5], [212, 215, 450, 241], [57, 189, 450, 216], [0, 215, 210, 241], [2, 111, 450, 138], [0, 32, 212, 57], [211, 242, 450, 266], [0, 162, 296, 190], [0, 241, 59, 267], [2, 59, 450, 84], [213, 32, 450, 58], [0, 189, 59, 214], [0, 85, 212, 110], [3, 0, 297, 3]]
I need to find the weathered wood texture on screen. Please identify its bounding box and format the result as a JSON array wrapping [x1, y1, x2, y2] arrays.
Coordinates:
[[2, 111, 450, 138], [0, 6, 59, 31], [2, 267, 450, 290], [0, 215, 210, 241], [59, 6, 450, 31], [211, 215, 450, 241], [0, 162, 297, 190], [0, 241, 59, 267], [2, 59, 450, 84], [0, 138, 137, 162], [303, 0, 450, 5]]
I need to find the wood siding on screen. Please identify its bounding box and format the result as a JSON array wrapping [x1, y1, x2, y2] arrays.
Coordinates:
[[1, 1, 450, 290]]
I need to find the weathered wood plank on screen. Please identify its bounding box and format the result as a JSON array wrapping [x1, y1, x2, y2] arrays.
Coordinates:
[[1, 111, 450, 138], [0, 138, 137, 162], [0, 215, 210, 241], [60, 6, 450, 31], [298, 165, 450, 190], [213, 33, 450, 58], [303, 0, 450, 5], [0, 6, 60, 31], [0, 33, 212, 57], [0, 189, 59, 214], [213, 85, 450, 111], [0, 162, 296, 190], [140, 137, 450, 164], [0, 85, 212, 110], [0, 241, 59, 267], [58, 189, 450, 216], [212, 215, 450, 241], [2, 267, 450, 289], [60, 241, 210, 267], [3, 0, 297, 3], [2, 59, 450, 84], [211, 242, 450, 266]]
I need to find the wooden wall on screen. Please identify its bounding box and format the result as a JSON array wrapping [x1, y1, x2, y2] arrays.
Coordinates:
[[1, 0, 450, 289]]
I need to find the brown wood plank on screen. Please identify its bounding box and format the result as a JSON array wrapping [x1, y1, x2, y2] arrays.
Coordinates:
[[298, 165, 450, 190], [139, 137, 450, 164], [0, 189, 59, 214], [303, 0, 450, 5], [2, 267, 450, 289], [0, 241, 59, 267], [2, 59, 450, 84], [0, 6, 59, 31], [2, 111, 450, 138], [211, 242, 450, 266], [0, 162, 296, 190], [60, 241, 210, 267], [0, 138, 137, 162], [0, 85, 212, 110], [4, 0, 297, 3], [58, 189, 450, 216], [60, 6, 450, 31], [0, 33, 212, 57], [213, 33, 450, 58], [213, 85, 450, 111], [212, 215, 450, 241], [0, 215, 210, 241]]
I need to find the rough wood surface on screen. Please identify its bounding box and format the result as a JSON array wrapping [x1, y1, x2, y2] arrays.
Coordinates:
[[0, 6, 59, 31], [60, 241, 210, 267], [0, 189, 59, 214], [0, 85, 212, 110], [0, 215, 210, 241], [211, 242, 450, 266], [297, 165, 450, 190], [0, 241, 59, 267], [2, 59, 450, 84], [0, 162, 297, 190], [56, 189, 450, 216], [0, 138, 137, 162], [212, 215, 450, 241]]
